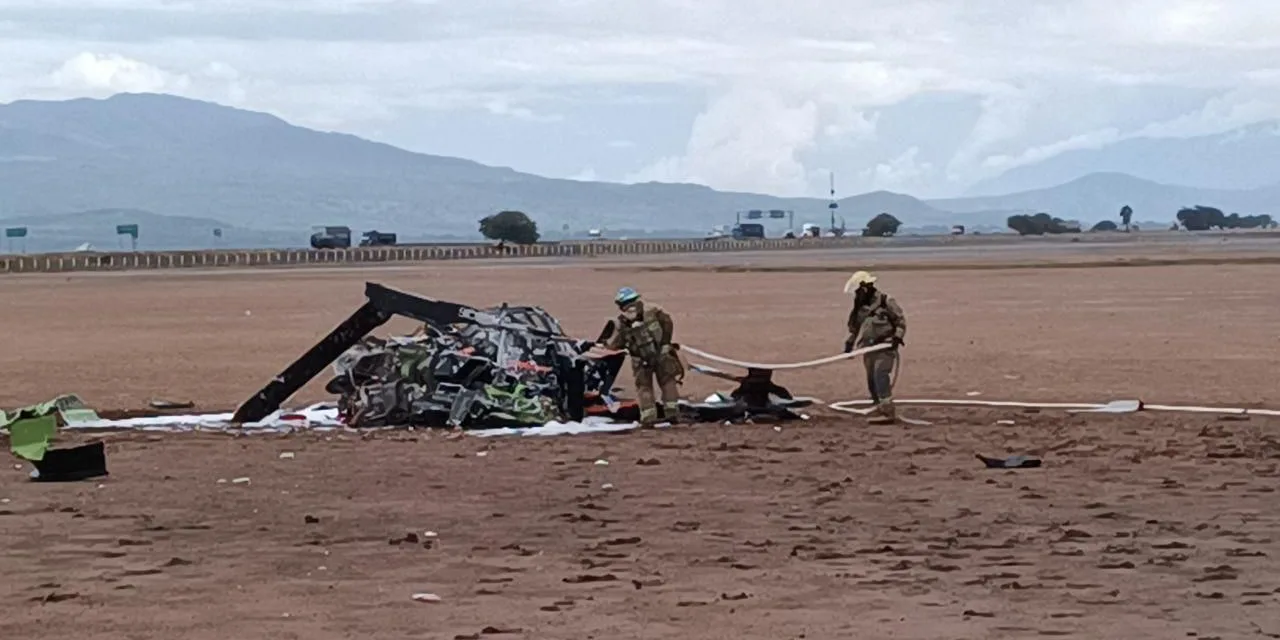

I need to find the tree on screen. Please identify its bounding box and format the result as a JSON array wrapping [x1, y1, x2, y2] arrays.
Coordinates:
[[861, 212, 901, 237], [1007, 214, 1039, 235], [479, 210, 540, 244], [1119, 205, 1133, 232], [1228, 213, 1274, 229], [1176, 205, 1226, 231], [1007, 212, 1080, 235], [1173, 205, 1272, 231], [1091, 220, 1119, 232], [1174, 206, 1271, 230]]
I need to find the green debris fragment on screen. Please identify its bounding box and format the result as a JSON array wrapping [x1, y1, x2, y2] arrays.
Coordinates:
[[9, 415, 57, 461], [52, 395, 100, 425], [2, 394, 101, 460], [480, 384, 556, 424]]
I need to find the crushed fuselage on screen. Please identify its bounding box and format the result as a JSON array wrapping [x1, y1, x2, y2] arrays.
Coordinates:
[[232, 283, 626, 428], [325, 305, 626, 428]]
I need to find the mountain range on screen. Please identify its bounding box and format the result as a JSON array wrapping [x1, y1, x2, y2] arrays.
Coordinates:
[[966, 122, 1280, 195], [1, 92, 1278, 251]]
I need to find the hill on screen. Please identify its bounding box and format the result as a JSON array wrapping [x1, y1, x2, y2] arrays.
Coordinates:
[[968, 122, 1280, 195], [927, 173, 1280, 226], [0, 93, 953, 237]]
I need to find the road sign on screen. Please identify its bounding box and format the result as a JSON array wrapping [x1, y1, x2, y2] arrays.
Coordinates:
[[768, 209, 788, 219], [745, 210, 763, 219], [116, 224, 138, 251], [4, 226, 27, 254]]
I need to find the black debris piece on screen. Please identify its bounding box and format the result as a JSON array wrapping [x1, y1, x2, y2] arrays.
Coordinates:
[[976, 454, 1042, 469]]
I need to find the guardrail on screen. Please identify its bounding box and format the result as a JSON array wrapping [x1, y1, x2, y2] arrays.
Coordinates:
[[0, 237, 863, 274]]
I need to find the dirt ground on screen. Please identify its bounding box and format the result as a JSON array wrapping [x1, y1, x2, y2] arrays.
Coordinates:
[[3, 245, 1280, 639]]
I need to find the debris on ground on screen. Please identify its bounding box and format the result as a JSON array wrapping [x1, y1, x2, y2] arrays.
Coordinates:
[[976, 454, 1042, 469], [324, 312, 627, 429], [1, 395, 101, 430], [228, 283, 842, 430], [2, 395, 108, 482], [684, 366, 817, 422], [149, 398, 196, 410], [233, 283, 632, 429]]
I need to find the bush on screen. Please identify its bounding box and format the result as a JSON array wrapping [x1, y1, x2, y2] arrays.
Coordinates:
[[1007, 213, 1080, 235], [1176, 205, 1273, 231], [1090, 220, 1119, 232]]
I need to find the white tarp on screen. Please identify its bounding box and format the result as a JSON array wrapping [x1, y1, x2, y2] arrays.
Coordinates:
[[61, 403, 643, 437]]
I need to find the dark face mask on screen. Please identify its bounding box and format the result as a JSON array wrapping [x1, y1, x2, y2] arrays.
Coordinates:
[[620, 301, 642, 320], [855, 285, 875, 306]]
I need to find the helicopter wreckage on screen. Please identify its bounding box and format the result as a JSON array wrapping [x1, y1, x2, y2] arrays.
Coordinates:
[[232, 283, 816, 430]]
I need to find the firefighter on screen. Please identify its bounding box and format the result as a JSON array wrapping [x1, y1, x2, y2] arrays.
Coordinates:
[[843, 271, 906, 423], [603, 287, 683, 425]]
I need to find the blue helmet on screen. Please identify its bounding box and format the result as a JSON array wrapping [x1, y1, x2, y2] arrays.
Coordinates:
[[614, 286, 641, 307]]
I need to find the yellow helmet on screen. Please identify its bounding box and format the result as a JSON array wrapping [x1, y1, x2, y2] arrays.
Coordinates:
[[843, 270, 877, 295]]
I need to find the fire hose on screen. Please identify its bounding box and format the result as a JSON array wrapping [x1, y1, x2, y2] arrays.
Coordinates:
[[675, 323, 902, 392], [677, 342, 892, 370], [674, 344, 1280, 419]]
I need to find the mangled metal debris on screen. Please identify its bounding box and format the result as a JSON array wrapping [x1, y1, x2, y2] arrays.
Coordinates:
[[233, 283, 629, 429], [231, 282, 825, 430], [324, 306, 631, 428], [683, 364, 817, 422]]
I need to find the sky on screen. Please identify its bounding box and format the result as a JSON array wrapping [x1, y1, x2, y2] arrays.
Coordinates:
[[1, 0, 1279, 198]]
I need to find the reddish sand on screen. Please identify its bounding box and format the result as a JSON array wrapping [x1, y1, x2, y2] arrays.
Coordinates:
[[2, 250, 1279, 639]]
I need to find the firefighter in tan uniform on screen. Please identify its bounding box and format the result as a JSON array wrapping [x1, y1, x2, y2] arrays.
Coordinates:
[[603, 287, 684, 425], [843, 271, 907, 423]]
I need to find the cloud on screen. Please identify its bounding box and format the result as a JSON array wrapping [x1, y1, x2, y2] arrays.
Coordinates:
[[567, 167, 598, 181], [627, 62, 931, 196], [627, 85, 822, 195], [981, 128, 1124, 173], [2, 0, 1280, 195], [482, 97, 562, 122], [858, 147, 933, 192], [49, 52, 186, 94], [967, 75, 1280, 178], [1133, 87, 1280, 138], [945, 85, 1031, 181]]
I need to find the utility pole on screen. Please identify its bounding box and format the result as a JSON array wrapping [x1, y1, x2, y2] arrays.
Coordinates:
[[828, 172, 843, 236]]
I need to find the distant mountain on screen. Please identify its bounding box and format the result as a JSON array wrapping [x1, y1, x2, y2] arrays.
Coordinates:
[[928, 172, 1280, 225], [7, 92, 1270, 243], [831, 190, 948, 224], [968, 122, 1280, 195], [0, 93, 954, 239]]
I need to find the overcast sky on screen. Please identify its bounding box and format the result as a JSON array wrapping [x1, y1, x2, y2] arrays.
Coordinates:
[[1, 0, 1278, 198]]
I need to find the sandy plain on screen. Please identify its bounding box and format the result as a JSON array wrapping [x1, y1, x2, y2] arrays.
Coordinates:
[[2, 237, 1280, 639]]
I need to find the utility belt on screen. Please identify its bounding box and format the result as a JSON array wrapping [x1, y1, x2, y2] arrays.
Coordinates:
[[630, 343, 674, 368]]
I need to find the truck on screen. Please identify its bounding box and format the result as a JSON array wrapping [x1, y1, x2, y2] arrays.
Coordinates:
[[310, 225, 352, 249], [359, 230, 398, 246], [731, 223, 765, 240]]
